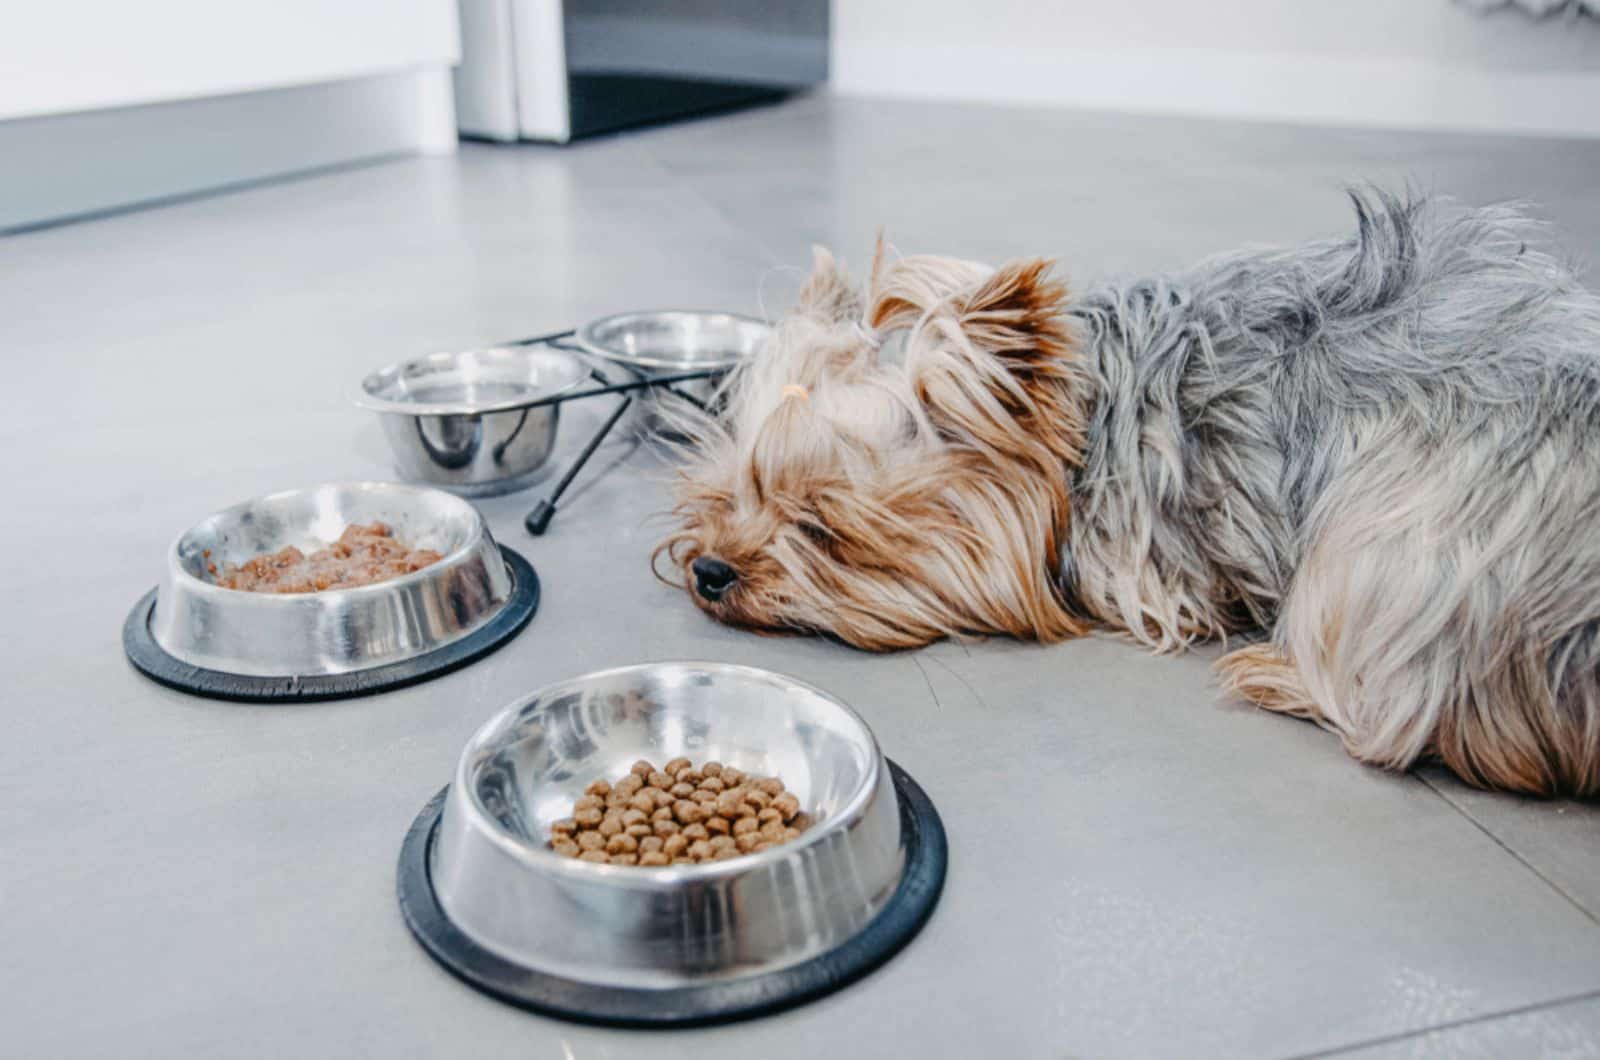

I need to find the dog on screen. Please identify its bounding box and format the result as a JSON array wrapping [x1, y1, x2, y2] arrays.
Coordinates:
[[657, 190, 1600, 797]]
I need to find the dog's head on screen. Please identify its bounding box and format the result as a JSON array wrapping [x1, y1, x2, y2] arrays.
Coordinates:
[[655, 242, 1091, 650]]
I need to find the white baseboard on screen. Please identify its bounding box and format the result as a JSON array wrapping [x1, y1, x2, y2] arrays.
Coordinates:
[[833, 39, 1600, 140], [0, 68, 458, 233]]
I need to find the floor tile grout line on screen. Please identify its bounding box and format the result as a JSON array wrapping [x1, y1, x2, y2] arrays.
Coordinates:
[[1280, 986, 1600, 1059], [1416, 773, 1600, 929], [639, 136, 790, 277]]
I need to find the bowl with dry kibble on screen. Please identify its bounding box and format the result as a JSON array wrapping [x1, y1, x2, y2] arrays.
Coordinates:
[[396, 661, 947, 1027]]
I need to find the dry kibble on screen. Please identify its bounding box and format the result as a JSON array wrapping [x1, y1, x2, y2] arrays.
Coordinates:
[[549, 759, 810, 869]]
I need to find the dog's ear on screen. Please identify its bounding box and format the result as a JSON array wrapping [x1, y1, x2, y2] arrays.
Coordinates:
[[793, 246, 862, 325], [869, 256, 1084, 464]]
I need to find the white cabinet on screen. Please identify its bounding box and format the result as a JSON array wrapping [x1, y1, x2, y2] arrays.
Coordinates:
[[0, 1, 462, 231]]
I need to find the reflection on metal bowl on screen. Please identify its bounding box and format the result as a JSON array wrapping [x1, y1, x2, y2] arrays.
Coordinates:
[[430, 661, 905, 989], [356, 346, 587, 496], [151, 482, 513, 677], [576, 310, 769, 431]]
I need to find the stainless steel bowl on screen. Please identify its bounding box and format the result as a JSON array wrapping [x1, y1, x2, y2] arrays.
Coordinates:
[[576, 310, 770, 430], [430, 662, 904, 989], [151, 483, 514, 677], [355, 346, 588, 496]]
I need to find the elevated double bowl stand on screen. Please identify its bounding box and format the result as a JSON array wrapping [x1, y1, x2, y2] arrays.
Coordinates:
[[506, 327, 727, 536]]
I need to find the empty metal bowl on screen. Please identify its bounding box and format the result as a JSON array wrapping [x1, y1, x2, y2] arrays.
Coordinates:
[[355, 346, 588, 496], [429, 661, 905, 989], [576, 310, 770, 430], [151, 483, 514, 677]]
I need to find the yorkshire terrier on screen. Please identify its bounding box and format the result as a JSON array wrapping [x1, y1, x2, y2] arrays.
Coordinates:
[[657, 190, 1600, 797]]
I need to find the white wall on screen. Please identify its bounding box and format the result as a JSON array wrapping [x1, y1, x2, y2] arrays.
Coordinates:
[[0, 1, 460, 231], [833, 0, 1600, 138]]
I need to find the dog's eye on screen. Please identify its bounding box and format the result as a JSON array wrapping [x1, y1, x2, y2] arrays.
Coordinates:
[[798, 520, 832, 546]]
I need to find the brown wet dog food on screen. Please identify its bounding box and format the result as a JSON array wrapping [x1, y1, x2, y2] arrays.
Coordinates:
[[216, 522, 442, 593], [548, 759, 811, 867]]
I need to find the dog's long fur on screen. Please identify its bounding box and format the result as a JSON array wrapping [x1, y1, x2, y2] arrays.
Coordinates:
[[660, 190, 1600, 797]]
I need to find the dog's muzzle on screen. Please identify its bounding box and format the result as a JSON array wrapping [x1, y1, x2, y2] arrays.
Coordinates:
[[691, 557, 738, 602]]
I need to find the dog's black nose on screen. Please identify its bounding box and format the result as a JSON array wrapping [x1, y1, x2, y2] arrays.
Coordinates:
[[692, 557, 738, 602]]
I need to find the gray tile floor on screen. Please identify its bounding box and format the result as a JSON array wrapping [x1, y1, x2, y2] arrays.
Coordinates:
[[4, 94, 1598, 1059]]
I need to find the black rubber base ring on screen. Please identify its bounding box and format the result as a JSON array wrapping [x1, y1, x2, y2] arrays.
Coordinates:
[[122, 546, 539, 703], [396, 759, 947, 1027]]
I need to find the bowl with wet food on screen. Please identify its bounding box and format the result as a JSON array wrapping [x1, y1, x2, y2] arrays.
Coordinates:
[[151, 482, 515, 677]]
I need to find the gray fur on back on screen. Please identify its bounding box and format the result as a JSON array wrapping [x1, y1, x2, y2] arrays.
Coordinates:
[[1063, 188, 1600, 643], [1061, 187, 1600, 791]]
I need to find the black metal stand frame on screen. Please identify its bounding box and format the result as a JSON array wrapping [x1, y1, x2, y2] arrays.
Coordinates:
[[500, 329, 728, 536]]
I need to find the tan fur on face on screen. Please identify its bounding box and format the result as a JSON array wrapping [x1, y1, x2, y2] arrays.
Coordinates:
[[655, 243, 1092, 650]]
